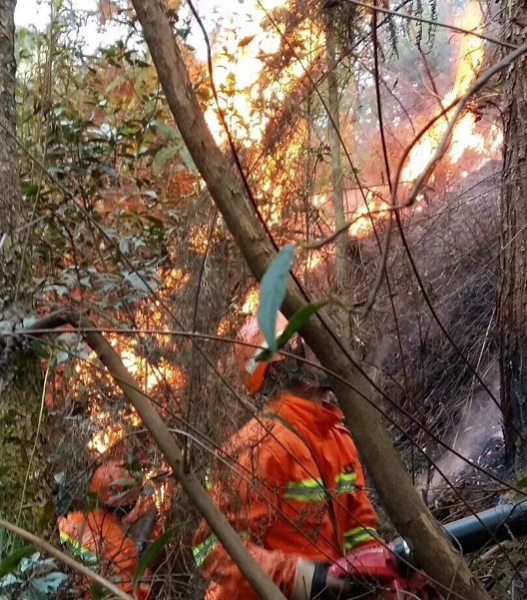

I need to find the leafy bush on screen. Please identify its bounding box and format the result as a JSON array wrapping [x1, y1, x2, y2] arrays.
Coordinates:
[[0, 552, 67, 600]]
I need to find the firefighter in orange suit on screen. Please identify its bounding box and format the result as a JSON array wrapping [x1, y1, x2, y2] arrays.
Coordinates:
[[193, 313, 380, 600], [58, 461, 156, 599]]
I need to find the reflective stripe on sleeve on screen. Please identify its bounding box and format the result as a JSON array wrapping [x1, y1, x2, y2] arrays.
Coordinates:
[[284, 479, 326, 502], [344, 526, 377, 549], [59, 531, 98, 565], [335, 472, 357, 494], [193, 532, 251, 568], [193, 534, 218, 568]]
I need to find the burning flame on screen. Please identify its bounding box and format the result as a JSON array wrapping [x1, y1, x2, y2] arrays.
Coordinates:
[[402, 2, 488, 183], [82, 332, 186, 455], [205, 2, 322, 147], [307, 5, 495, 244], [205, 3, 322, 228], [348, 189, 390, 237]]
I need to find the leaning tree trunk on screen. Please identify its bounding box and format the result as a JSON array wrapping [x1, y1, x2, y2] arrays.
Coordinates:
[[499, 3, 527, 472], [0, 0, 49, 537]]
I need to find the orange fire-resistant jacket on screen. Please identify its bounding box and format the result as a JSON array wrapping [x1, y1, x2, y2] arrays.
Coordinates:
[[193, 393, 379, 600], [58, 508, 150, 599]]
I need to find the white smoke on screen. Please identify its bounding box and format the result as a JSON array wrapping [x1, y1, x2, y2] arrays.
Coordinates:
[[417, 362, 502, 502]]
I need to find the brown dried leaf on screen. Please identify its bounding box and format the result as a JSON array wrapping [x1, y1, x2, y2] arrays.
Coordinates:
[[238, 35, 256, 48]]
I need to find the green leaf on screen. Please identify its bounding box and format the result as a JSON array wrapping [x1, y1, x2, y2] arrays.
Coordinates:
[[28, 572, 68, 600], [277, 303, 326, 348], [56, 350, 70, 364], [133, 525, 181, 589], [0, 546, 37, 578], [152, 145, 181, 176], [123, 271, 150, 293], [152, 121, 181, 141], [105, 74, 127, 94], [257, 245, 295, 355], [110, 477, 137, 488], [21, 181, 39, 197], [256, 302, 326, 363], [89, 582, 111, 600], [101, 164, 119, 179], [180, 146, 196, 171]]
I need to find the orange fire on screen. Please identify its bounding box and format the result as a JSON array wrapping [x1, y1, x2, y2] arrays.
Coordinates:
[[348, 189, 390, 237], [205, 3, 322, 228], [402, 2, 489, 183], [205, 2, 323, 147], [83, 333, 186, 455]]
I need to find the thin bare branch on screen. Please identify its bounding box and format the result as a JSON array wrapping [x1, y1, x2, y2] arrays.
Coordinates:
[[0, 518, 134, 600]]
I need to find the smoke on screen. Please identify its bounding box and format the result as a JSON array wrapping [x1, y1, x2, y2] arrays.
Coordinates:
[[417, 362, 502, 502]]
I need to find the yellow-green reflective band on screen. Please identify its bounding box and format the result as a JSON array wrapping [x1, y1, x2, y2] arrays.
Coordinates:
[[344, 527, 377, 549], [193, 532, 250, 568], [60, 531, 98, 565], [284, 479, 326, 502], [335, 473, 357, 494], [193, 534, 218, 568]]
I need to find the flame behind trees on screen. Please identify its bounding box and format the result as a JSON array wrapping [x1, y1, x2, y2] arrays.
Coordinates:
[[23, 0, 506, 470], [402, 2, 498, 183]]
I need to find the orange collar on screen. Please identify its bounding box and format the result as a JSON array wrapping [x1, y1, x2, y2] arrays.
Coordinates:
[[269, 393, 344, 431]]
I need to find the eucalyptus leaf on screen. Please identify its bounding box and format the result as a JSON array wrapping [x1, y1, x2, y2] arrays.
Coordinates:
[[0, 574, 23, 590], [276, 302, 326, 349], [28, 572, 68, 600], [110, 477, 137, 488], [123, 271, 150, 293], [180, 146, 196, 171], [153, 121, 181, 140], [101, 164, 119, 179], [56, 351, 70, 365], [257, 245, 295, 355]]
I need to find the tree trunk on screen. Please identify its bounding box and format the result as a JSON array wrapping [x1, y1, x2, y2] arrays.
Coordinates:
[[499, 3, 527, 472], [129, 1, 492, 598], [325, 15, 347, 284], [0, 0, 49, 536]]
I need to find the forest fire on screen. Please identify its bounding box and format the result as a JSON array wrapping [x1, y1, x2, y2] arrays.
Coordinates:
[[205, 1, 322, 229], [402, 2, 491, 183], [82, 325, 186, 456], [7, 0, 526, 597], [204, 1, 322, 146], [73, 0, 505, 464]]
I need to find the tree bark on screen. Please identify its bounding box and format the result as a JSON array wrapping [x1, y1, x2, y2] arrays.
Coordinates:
[[499, 3, 527, 471], [0, 0, 49, 534], [325, 15, 347, 284], [129, 1, 491, 598]]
